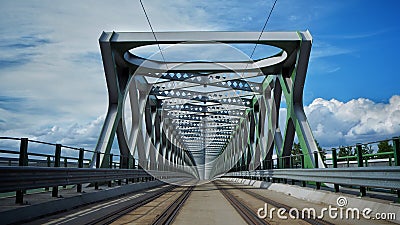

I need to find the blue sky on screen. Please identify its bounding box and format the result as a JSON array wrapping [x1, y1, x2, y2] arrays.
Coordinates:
[[0, 0, 399, 151]]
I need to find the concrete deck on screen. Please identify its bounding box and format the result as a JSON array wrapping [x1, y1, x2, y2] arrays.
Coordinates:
[[173, 182, 246, 225], [2, 178, 398, 224]]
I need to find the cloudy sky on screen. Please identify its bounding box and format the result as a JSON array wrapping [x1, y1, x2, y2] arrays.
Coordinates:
[[0, 0, 399, 153]]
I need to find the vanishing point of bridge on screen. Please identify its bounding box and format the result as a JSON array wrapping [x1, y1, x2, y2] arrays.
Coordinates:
[[0, 31, 399, 224]]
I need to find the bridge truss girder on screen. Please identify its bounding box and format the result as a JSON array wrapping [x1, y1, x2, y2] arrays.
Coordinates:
[[93, 31, 324, 180]]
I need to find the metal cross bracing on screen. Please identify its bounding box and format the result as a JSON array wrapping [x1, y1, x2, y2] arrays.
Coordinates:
[[94, 31, 324, 181]]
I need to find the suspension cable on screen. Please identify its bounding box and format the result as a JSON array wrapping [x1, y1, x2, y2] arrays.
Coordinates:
[[139, 0, 169, 70], [249, 0, 278, 60]]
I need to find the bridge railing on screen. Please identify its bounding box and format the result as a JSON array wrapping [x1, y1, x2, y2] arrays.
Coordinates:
[[231, 136, 399, 171], [0, 137, 136, 169], [0, 166, 192, 204], [0, 137, 194, 204], [225, 136, 400, 202], [224, 166, 400, 200], [0, 137, 141, 204]]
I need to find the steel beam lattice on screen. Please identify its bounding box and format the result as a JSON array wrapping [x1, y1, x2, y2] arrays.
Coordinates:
[[94, 31, 322, 181]]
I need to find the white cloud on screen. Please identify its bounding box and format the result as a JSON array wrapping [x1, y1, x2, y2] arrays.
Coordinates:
[[304, 95, 400, 147], [311, 41, 353, 60]]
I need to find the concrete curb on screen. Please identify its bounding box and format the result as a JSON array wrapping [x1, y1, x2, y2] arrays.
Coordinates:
[[2, 180, 165, 225], [222, 178, 400, 224]]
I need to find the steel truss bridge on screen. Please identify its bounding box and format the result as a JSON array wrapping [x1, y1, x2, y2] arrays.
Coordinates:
[[94, 31, 324, 180], [1, 31, 400, 225]]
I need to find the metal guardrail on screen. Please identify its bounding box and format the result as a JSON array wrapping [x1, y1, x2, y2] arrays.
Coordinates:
[[0, 137, 132, 169], [225, 166, 400, 190], [0, 166, 192, 193]]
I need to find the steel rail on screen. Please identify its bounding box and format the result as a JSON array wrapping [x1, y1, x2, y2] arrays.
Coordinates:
[[152, 185, 194, 225], [219, 180, 333, 225], [214, 181, 269, 225], [86, 184, 178, 225]]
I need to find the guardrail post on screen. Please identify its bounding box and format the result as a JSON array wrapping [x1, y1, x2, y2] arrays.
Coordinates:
[[356, 143, 366, 197], [393, 137, 400, 203], [290, 155, 294, 168], [108, 154, 113, 187], [132, 156, 136, 169], [314, 151, 321, 190], [52, 144, 61, 197], [117, 155, 122, 185], [301, 154, 306, 187], [45, 156, 51, 191], [276, 156, 280, 169], [63, 158, 67, 188], [394, 137, 400, 166], [332, 149, 340, 192], [95, 152, 100, 190], [126, 156, 130, 184], [18, 138, 29, 167], [77, 148, 84, 192], [290, 156, 295, 184], [16, 138, 28, 204]]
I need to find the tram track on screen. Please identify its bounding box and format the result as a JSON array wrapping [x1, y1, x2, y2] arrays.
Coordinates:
[[92, 183, 194, 225], [214, 181, 270, 225], [151, 185, 194, 225], [217, 179, 334, 225], [86, 184, 178, 225]]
